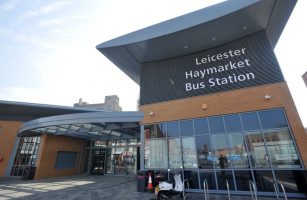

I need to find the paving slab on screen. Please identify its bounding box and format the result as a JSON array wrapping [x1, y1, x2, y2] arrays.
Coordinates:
[[0, 175, 305, 200]]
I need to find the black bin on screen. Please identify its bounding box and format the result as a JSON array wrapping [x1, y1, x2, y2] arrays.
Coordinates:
[[23, 166, 36, 180], [137, 170, 147, 192]]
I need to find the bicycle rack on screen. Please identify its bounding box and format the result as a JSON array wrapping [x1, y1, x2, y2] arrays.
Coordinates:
[[183, 179, 190, 200], [273, 181, 288, 200], [225, 179, 230, 200], [203, 179, 209, 200], [248, 180, 257, 200]]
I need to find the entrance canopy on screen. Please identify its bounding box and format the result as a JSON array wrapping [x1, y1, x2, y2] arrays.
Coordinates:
[[17, 112, 144, 140]]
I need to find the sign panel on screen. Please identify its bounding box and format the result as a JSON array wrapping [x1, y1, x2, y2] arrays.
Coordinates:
[[140, 31, 284, 105], [275, 154, 298, 161]]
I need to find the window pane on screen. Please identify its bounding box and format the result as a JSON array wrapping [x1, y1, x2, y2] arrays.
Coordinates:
[[180, 120, 194, 136], [241, 112, 260, 131], [199, 171, 217, 190], [168, 138, 182, 169], [209, 116, 225, 134], [263, 129, 301, 168], [157, 123, 167, 138], [216, 170, 235, 190], [167, 122, 180, 137], [55, 151, 77, 169], [144, 124, 166, 139], [234, 170, 253, 191], [196, 135, 213, 169], [244, 132, 269, 168], [227, 133, 248, 168], [182, 137, 197, 168], [258, 109, 288, 129], [184, 170, 199, 189], [275, 170, 307, 193], [194, 118, 209, 135], [144, 125, 155, 139], [224, 114, 242, 132], [211, 134, 229, 169], [144, 138, 168, 168], [253, 170, 275, 192]]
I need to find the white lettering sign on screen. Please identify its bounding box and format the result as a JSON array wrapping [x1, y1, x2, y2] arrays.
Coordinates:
[[275, 154, 298, 161]]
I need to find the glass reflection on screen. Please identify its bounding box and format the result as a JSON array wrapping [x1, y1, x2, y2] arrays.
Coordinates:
[[241, 112, 260, 131], [180, 120, 194, 136], [208, 116, 225, 134], [253, 170, 275, 192], [216, 170, 235, 190], [182, 137, 197, 168], [168, 138, 182, 169], [194, 118, 209, 135], [258, 109, 288, 129], [263, 129, 301, 168], [224, 114, 242, 132], [274, 170, 307, 193], [199, 171, 217, 190], [211, 134, 229, 169], [234, 170, 253, 191], [184, 170, 199, 189], [196, 135, 213, 169], [167, 122, 180, 137], [144, 138, 168, 168], [244, 131, 269, 168], [228, 133, 248, 168]]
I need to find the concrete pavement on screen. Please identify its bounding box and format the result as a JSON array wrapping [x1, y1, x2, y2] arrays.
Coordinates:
[[0, 175, 305, 200]]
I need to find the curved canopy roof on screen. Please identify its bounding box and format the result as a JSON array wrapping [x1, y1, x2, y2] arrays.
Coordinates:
[[0, 100, 100, 121], [18, 111, 144, 140], [96, 0, 297, 84]]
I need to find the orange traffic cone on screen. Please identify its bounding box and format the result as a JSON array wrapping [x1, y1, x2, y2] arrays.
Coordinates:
[[147, 172, 153, 191]]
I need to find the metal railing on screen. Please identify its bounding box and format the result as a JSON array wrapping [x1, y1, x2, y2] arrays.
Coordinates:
[[225, 179, 231, 200], [183, 179, 190, 200], [249, 180, 258, 200], [203, 179, 209, 200], [273, 181, 288, 200]]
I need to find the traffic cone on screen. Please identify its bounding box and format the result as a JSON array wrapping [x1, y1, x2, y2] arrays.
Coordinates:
[[147, 172, 153, 192]]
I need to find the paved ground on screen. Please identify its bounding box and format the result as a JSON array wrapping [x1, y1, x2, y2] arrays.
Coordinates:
[[0, 175, 306, 200]]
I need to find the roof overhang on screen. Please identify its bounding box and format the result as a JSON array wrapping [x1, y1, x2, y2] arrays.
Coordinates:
[[96, 0, 297, 84], [0, 100, 102, 120], [17, 111, 144, 140]]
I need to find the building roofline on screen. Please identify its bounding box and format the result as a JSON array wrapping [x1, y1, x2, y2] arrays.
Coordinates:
[[96, 0, 297, 84]]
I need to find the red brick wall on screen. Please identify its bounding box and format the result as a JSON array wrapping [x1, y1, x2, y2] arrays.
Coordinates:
[[34, 134, 86, 179], [0, 121, 22, 177]]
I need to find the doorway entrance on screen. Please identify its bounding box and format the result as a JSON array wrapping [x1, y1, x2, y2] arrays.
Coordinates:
[[109, 147, 138, 175], [85, 140, 140, 175], [91, 149, 107, 175]]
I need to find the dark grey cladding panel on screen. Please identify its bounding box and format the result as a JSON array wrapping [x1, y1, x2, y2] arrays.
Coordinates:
[[97, 46, 141, 84], [265, 0, 297, 47], [140, 31, 284, 105], [96, 0, 297, 85]]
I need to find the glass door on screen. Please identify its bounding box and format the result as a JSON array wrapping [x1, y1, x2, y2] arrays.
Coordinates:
[[91, 149, 107, 175]]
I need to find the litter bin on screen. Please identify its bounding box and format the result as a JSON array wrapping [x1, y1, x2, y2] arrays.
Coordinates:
[[137, 170, 146, 192], [23, 166, 36, 180]]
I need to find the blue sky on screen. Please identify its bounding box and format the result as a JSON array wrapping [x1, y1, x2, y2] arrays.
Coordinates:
[[0, 0, 306, 126]]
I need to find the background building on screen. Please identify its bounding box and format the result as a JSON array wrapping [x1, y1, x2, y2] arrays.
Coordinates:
[[73, 95, 122, 111]]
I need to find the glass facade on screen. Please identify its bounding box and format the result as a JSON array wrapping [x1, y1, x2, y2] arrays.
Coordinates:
[[10, 136, 41, 177], [144, 108, 306, 195]]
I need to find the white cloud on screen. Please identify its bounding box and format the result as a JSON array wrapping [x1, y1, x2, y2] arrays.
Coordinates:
[[0, 27, 57, 50], [21, 0, 72, 19], [37, 14, 88, 27], [0, 0, 20, 12]]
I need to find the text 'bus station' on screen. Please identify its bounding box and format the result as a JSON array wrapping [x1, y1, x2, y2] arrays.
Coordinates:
[[1, 0, 307, 198]]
